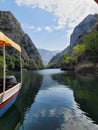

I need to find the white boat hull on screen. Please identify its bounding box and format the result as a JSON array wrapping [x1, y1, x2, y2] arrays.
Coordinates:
[[0, 83, 21, 104]]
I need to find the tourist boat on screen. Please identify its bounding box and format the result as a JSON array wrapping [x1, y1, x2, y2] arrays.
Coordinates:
[[0, 31, 22, 117]]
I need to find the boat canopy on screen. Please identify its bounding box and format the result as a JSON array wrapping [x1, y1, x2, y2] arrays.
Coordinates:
[[0, 31, 21, 52]]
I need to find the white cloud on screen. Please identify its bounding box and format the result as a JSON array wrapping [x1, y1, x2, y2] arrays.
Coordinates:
[[36, 27, 42, 32], [22, 24, 35, 30], [22, 23, 65, 32], [22, 24, 43, 32], [15, 0, 98, 31], [44, 26, 53, 32], [22, 24, 55, 32]]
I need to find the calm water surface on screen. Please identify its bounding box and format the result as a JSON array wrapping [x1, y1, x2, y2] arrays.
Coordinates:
[[0, 69, 98, 130]]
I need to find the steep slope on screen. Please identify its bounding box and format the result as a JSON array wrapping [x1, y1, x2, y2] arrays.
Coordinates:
[[48, 46, 70, 68], [0, 11, 43, 70], [70, 14, 98, 47], [74, 24, 98, 74], [48, 14, 98, 70], [38, 49, 60, 66]]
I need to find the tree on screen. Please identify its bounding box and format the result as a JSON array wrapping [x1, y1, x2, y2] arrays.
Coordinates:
[[73, 44, 86, 57]]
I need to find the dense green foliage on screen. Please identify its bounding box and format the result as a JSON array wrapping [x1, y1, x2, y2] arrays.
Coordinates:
[[0, 50, 43, 72], [46, 62, 57, 68], [73, 31, 98, 61], [0, 11, 43, 70], [6, 53, 20, 70], [60, 30, 98, 71], [48, 29, 98, 71], [73, 44, 86, 57], [61, 53, 76, 64]]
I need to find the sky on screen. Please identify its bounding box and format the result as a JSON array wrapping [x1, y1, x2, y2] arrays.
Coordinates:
[[0, 0, 98, 51]]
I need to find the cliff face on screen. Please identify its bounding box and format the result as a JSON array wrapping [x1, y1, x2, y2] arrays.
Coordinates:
[[70, 14, 98, 75], [48, 14, 98, 74], [70, 14, 98, 47], [75, 23, 98, 75], [0, 11, 43, 70]]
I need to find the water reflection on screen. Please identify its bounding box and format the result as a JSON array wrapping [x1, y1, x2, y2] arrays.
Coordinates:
[[74, 74, 98, 124], [19, 70, 75, 130], [18, 69, 98, 130], [15, 71, 43, 128], [0, 70, 43, 130], [52, 71, 98, 124], [0, 105, 20, 130], [1, 69, 98, 130]]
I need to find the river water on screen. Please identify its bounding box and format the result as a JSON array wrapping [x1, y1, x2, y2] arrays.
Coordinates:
[[0, 69, 98, 130]]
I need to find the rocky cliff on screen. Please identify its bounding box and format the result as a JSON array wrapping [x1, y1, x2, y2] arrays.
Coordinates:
[[74, 23, 98, 75], [70, 14, 98, 75], [70, 14, 98, 47], [0, 11, 43, 70], [48, 14, 98, 75]]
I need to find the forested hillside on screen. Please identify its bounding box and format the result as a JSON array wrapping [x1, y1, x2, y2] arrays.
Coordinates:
[[48, 14, 98, 74], [0, 11, 43, 70]]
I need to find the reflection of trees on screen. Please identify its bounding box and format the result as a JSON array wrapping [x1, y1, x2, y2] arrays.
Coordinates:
[[0, 105, 21, 130], [52, 72, 98, 124], [52, 71, 76, 89], [74, 74, 98, 124], [15, 71, 43, 127]]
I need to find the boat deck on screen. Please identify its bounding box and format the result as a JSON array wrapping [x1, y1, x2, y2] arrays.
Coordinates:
[[0, 83, 17, 94], [0, 75, 18, 94]]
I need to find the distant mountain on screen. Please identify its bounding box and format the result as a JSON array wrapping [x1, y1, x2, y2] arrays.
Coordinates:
[[48, 46, 70, 68], [0, 11, 43, 70], [38, 49, 60, 66]]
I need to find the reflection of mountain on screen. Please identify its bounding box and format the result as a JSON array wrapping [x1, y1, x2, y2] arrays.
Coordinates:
[[73, 75, 98, 124], [15, 71, 43, 126], [52, 72, 98, 124], [0, 71, 43, 130]]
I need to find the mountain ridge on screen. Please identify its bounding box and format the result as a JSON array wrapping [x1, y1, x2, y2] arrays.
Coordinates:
[[48, 14, 98, 72], [0, 11, 43, 70], [38, 48, 60, 66]]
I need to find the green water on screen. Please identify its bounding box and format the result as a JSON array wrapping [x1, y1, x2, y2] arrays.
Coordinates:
[[0, 69, 98, 130]]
